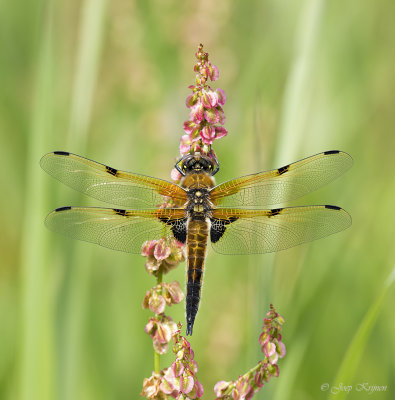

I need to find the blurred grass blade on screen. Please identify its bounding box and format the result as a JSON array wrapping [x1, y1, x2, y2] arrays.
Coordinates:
[[328, 267, 395, 400], [275, 0, 325, 164], [67, 0, 108, 149], [18, 5, 55, 400], [59, 1, 107, 399]]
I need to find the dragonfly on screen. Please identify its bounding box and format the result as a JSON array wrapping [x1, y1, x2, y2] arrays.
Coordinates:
[[41, 149, 352, 335]]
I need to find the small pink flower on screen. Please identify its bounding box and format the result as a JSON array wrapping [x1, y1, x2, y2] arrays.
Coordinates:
[[141, 372, 163, 399], [163, 281, 184, 305], [186, 93, 198, 108], [191, 103, 204, 123], [190, 380, 204, 398], [154, 239, 171, 261], [183, 121, 196, 135], [171, 168, 183, 182], [201, 89, 218, 108], [204, 107, 220, 124], [214, 125, 228, 139], [208, 64, 219, 81], [141, 240, 158, 257], [216, 88, 226, 105], [214, 381, 231, 397], [148, 291, 166, 314], [179, 374, 194, 394], [145, 316, 177, 355], [233, 378, 253, 400], [200, 125, 216, 145]]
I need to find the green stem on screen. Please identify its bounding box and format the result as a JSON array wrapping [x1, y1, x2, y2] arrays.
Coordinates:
[[153, 269, 163, 373]]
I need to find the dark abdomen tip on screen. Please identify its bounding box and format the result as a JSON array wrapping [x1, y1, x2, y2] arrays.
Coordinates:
[[186, 320, 194, 336]]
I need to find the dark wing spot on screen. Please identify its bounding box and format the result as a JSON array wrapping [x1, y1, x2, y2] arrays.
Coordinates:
[[54, 151, 70, 156], [55, 206, 72, 212], [159, 217, 187, 243], [325, 205, 341, 210], [113, 208, 128, 216], [210, 217, 238, 243], [277, 164, 289, 175], [269, 208, 283, 217], [106, 166, 118, 176], [324, 150, 340, 155]]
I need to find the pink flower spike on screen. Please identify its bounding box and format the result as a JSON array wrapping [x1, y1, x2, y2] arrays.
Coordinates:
[[154, 239, 171, 261], [204, 108, 220, 124]]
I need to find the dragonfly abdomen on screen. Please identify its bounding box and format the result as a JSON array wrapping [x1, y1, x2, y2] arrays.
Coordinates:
[[185, 217, 210, 335]]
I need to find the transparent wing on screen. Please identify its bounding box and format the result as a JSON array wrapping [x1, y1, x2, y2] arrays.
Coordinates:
[[40, 152, 187, 208], [210, 205, 351, 254], [210, 151, 352, 208], [45, 206, 186, 253]]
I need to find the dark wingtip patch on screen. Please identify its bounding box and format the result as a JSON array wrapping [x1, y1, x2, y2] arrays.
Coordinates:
[[269, 208, 283, 217], [114, 208, 128, 216], [106, 165, 118, 176], [54, 151, 70, 156], [324, 150, 340, 155], [325, 205, 341, 210], [55, 206, 72, 212], [277, 164, 290, 175]]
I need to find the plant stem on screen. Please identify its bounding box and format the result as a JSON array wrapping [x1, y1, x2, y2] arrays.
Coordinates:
[[154, 269, 163, 373]]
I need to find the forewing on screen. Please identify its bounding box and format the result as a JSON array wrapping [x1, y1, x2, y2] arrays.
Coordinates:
[[210, 205, 351, 254], [40, 152, 187, 208], [210, 151, 352, 208], [45, 206, 186, 253]]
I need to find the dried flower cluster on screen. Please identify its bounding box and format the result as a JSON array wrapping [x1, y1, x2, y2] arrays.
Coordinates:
[[142, 238, 186, 277], [214, 305, 286, 399], [141, 326, 203, 400], [180, 43, 227, 156], [160, 325, 204, 399], [143, 282, 184, 315], [142, 237, 185, 356]]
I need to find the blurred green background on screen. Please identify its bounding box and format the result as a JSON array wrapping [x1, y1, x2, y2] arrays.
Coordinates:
[[1, 0, 395, 399]]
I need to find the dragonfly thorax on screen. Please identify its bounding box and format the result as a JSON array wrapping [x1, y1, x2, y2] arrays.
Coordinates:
[[185, 188, 213, 219]]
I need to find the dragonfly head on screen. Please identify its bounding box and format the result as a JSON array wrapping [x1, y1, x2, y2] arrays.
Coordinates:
[[175, 152, 219, 176]]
